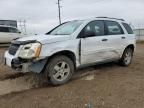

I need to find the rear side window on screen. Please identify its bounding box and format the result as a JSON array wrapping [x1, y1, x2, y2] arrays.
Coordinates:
[[0, 27, 9, 33], [122, 23, 134, 34], [105, 21, 124, 35]]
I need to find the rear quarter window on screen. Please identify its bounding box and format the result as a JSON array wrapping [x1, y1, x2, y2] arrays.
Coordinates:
[[122, 23, 134, 34]]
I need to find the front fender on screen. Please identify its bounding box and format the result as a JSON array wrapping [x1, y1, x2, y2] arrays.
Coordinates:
[[39, 40, 79, 60]]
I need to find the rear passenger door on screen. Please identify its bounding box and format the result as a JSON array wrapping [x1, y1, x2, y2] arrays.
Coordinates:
[[104, 20, 125, 59]]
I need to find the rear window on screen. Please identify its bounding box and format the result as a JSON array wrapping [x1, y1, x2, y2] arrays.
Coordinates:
[[122, 23, 134, 34], [0, 27, 9, 32]]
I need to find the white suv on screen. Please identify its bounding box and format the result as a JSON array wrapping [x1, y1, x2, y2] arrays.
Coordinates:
[[0, 25, 22, 44], [4, 17, 136, 85]]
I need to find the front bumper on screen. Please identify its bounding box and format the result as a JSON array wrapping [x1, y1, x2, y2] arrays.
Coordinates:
[[5, 51, 14, 67], [5, 51, 32, 73], [4, 51, 47, 73]]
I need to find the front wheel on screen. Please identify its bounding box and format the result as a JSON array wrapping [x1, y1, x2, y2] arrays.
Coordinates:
[[44, 55, 74, 85], [119, 48, 133, 66]]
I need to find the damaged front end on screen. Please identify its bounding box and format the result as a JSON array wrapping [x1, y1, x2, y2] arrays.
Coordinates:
[[5, 40, 48, 73], [11, 58, 47, 73]]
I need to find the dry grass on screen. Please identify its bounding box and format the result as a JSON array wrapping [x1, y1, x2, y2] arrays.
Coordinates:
[[136, 40, 144, 44]]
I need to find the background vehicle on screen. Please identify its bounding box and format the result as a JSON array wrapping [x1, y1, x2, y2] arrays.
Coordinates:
[[0, 25, 23, 44], [4, 17, 136, 85]]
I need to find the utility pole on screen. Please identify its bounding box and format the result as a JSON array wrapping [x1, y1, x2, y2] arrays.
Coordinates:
[[23, 20, 27, 34], [57, 0, 62, 24], [18, 20, 27, 34]]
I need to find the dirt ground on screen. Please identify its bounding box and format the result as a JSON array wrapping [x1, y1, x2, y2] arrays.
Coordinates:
[[0, 44, 143, 108]]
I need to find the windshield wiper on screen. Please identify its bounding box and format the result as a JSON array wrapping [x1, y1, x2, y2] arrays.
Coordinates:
[[55, 33, 69, 35]]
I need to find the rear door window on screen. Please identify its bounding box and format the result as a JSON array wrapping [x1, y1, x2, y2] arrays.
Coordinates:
[[122, 23, 134, 34], [105, 21, 124, 35], [0, 27, 9, 33]]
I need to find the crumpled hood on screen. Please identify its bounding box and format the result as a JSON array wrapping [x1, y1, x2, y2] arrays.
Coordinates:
[[17, 34, 71, 44]]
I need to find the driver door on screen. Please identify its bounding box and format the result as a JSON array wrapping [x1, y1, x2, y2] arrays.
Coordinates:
[[80, 20, 112, 65]]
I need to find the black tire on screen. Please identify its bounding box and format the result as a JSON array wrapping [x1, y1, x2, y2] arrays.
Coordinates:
[[119, 48, 133, 66], [44, 55, 74, 85]]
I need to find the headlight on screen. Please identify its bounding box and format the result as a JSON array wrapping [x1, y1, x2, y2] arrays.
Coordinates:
[[18, 42, 42, 59]]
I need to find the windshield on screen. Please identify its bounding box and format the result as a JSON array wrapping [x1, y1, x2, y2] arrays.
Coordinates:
[[49, 21, 83, 35]]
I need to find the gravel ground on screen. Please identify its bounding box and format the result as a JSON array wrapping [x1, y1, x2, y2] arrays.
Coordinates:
[[0, 44, 143, 108]]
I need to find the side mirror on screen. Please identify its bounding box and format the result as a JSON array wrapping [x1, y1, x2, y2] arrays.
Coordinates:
[[83, 30, 95, 38]]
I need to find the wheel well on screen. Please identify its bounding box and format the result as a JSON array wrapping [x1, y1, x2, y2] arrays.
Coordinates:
[[47, 50, 76, 68], [126, 44, 135, 52]]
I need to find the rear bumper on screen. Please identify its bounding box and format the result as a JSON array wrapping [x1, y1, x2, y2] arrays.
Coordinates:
[[4, 51, 47, 73]]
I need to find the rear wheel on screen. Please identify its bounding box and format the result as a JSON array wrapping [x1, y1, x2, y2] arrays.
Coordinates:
[[119, 48, 133, 66], [44, 55, 74, 85]]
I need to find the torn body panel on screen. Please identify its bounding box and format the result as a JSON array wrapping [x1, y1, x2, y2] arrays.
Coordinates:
[[11, 58, 47, 73]]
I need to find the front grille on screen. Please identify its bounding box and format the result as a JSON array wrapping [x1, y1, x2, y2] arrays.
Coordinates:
[[8, 44, 20, 55]]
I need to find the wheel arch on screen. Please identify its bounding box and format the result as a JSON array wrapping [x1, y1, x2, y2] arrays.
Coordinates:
[[125, 44, 135, 52], [50, 50, 76, 62], [119, 44, 135, 66], [120, 44, 135, 59], [42, 50, 77, 72]]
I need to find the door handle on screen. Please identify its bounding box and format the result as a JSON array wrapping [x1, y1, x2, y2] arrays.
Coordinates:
[[121, 37, 126, 39], [102, 39, 108, 42]]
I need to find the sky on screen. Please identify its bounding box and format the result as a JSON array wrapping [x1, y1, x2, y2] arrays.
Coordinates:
[[0, 0, 144, 34]]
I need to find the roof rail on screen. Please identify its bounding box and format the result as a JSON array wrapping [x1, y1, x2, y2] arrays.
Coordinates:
[[96, 17, 125, 21]]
